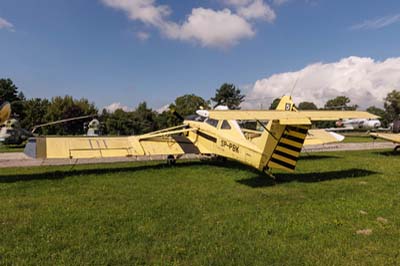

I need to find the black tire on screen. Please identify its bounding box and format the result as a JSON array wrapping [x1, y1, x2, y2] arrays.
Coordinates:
[[167, 155, 176, 165]]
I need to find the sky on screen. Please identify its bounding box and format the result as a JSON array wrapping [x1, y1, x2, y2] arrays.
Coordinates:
[[1, 0, 400, 111]]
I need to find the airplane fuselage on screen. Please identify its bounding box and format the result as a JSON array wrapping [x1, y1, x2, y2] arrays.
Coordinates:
[[336, 118, 381, 130]]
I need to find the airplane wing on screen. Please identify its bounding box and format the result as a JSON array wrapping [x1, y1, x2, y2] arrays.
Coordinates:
[[304, 129, 345, 146], [298, 111, 378, 121], [207, 110, 378, 123], [25, 126, 202, 159], [325, 126, 355, 132], [370, 133, 400, 144]]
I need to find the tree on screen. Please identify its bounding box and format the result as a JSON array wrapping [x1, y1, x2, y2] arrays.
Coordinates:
[[324, 96, 358, 110], [0, 78, 25, 118], [298, 101, 317, 110], [384, 90, 400, 122], [0, 78, 19, 102], [212, 83, 245, 110], [168, 94, 209, 126], [44, 96, 98, 135], [104, 109, 135, 136], [269, 98, 281, 110], [155, 111, 174, 130], [366, 106, 388, 126], [132, 102, 158, 134], [20, 98, 50, 131]]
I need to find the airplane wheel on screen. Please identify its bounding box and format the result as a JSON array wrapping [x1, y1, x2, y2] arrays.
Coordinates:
[[216, 156, 227, 162], [167, 155, 176, 165], [263, 166, 275, 179]]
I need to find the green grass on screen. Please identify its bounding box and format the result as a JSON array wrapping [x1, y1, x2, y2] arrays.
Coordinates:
[[0, 144, 25, 153], [1, 150, 400, 265]]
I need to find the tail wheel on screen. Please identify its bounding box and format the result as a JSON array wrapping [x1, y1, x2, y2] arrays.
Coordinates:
[[167, 155, 176, 165], [263, 166, 276, 179]]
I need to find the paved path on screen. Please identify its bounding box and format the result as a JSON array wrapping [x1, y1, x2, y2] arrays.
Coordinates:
[[0, 142, 397, 169], [0, 153, 199, 169], [302, 141, 397, 152]]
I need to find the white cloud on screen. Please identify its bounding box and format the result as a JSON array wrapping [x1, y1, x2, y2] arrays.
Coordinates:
[[222, 0, 276, 21], [164, 8, 255, 48], [136, 31, 150, 40], [244, 56, 400, 109], [104, 102, 132, 112], [351, 14, 400, 30], [102, 0, 276, 48], [102, 0, 170, 27], [223, 0, 252, 6], [156, 104, 169, 113], [237, 0, 276, 21], [0, 17, 15, 31]]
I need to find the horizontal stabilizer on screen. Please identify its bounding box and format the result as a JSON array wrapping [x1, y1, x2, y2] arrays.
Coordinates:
[[304, 129, 345, 146]]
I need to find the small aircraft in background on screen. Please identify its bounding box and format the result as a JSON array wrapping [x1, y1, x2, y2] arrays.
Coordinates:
[[335, 118, 381, 130], [0, 101, 11, 125], [0, 115, 96, 145], [24, 95, 378, 175], [0, 118, 33, 144], [370, 120, 400, 152], [84, 118, 102, 136], [326, 118, 385, 132]]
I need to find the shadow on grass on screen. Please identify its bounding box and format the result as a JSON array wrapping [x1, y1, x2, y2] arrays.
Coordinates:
[[0, 159, 378, 187], [299, 154, 342, 161], [0, 160, 254, 183], [237, 168, 379, 188], [372, 150, 400, 157]]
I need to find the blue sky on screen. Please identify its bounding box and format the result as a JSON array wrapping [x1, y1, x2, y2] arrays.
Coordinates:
[[1, 0, 400, 110]]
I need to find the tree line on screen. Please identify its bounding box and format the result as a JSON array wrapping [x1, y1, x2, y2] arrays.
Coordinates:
[[1, 78, 400, 135], [0, 79, 245, 135]]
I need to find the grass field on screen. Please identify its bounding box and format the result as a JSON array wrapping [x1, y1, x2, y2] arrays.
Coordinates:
[[0, 144, 25, 153], [1, 150, 399, 265]]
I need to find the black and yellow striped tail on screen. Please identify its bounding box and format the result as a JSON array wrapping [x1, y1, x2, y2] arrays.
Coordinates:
[[267, 126, 309, 172]]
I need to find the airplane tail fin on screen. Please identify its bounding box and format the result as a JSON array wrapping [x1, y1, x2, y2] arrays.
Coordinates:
[[255, 96, 310, 172]]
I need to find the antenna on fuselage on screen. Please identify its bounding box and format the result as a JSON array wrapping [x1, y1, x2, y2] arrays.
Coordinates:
[[289, 76, 300, 98]]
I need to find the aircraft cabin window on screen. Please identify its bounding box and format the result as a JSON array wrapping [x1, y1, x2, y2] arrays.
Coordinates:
[[206, 118, 219, 127], [185, 115, 206, 122], [221, 120, 231, 130]]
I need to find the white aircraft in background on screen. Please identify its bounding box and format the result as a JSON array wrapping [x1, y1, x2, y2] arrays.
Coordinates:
[[329, 118, 382, 131]]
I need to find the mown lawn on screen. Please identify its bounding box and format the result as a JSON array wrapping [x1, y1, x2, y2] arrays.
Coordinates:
[[0, 144, 25, 153], [0, 150, 399, 265]]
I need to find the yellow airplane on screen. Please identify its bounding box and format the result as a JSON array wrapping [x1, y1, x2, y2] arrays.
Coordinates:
[[370, 132, 400, 152], [0, 101, 11, 125], [24, 96, 378, 173]]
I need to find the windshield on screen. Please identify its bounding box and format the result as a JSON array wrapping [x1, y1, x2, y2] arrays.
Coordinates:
[[185, 114, 206, 122]]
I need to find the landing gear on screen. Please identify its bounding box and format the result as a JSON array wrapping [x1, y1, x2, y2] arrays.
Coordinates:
[[263, 166, 275, 179], [167, 155, 176, 165]]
